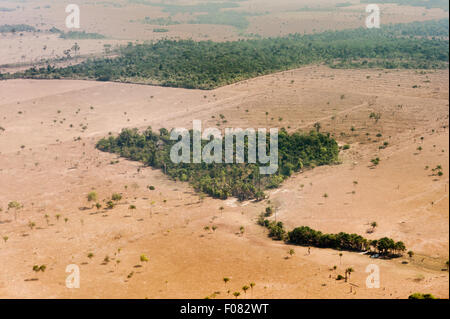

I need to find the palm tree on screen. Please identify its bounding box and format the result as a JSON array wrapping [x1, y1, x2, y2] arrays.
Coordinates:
[[345, 267, 354, 282], [242, 285, 249, 296], [339, 252, 343, 265], [314, 122, 321, 132], [223, 277, 230, 290], [71, 42, 80, 60], [233, 292, 240, 299], [250, 282, 255, 297]]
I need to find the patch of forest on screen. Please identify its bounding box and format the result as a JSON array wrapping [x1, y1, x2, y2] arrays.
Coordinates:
[[259, 218, 407, 258], [3, 19, 448, 89], [96, 127, 339, 201]]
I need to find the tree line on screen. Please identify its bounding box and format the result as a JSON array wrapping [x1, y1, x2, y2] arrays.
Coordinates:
[[258, 217, 407, 257], [2, 19, 448, 88]]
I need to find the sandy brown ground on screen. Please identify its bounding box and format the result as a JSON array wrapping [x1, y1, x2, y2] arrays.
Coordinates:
[[0, 65, 448, 299]]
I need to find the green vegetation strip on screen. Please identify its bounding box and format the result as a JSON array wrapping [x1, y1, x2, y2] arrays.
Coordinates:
[[360, 0, 449, 11], [3, 19, 448, 89], [96, 127, 339, 201], [0, 24, 35, 33]]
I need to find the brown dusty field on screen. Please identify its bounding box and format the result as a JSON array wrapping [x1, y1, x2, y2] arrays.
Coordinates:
[[0, 65, 448, 298]]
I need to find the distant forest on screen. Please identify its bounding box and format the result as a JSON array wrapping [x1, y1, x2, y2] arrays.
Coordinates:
[[360, 0, 449, 11], [2, 19, 448, 89], [0, 24, 35, 33]]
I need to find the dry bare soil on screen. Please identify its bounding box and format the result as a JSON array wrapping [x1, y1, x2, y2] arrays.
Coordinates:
[[0, 65, 448, 298]]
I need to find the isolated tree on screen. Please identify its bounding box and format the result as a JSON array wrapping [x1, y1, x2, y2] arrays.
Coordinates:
[[223, 277, 230, 289], [106, 201, 115, 209], [87, 191, 98, 203], [63, 49, 71, 59], [345, 267, 354, 282], [233, 292, 240, 299], [8, 201, 22, 221], [313, 122, 321, 132], [407, 251, 414, 260], [370, 222, 377, 231], [288, 249, 295, 258], [339, 253, 343, 265], [72, 42, 80, 60], [250, 282, 255, 297], [242, 285, 249, 296], [111, 193, 122, 201]]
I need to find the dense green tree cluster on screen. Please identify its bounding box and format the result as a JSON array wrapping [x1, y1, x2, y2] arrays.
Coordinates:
[[288, 226, 406, 256], [95, 127, 339, 200], [258, 220, 407, 257], [4, 19, 447, 88]]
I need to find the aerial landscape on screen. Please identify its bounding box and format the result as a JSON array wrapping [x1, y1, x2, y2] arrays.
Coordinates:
[[0, 0, 448, 301]]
